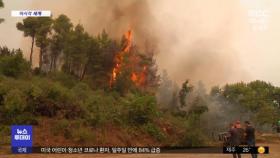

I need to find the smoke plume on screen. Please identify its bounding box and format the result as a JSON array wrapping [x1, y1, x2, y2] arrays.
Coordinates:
[[22, 0, 250, 88]]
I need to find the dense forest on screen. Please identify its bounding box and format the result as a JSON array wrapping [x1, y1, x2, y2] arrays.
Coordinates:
[[0, 0, 279, 147]]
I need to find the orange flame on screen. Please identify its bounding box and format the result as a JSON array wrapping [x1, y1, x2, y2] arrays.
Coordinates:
[[123, 30, 133, 52], [130, 65, 147, 87], [110, 29, 147, 88], [110, 29, 133, 87], [131, 72, 138, 82]]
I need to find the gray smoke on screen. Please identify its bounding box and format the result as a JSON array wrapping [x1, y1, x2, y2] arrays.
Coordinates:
[[21, 0, 249, 88]]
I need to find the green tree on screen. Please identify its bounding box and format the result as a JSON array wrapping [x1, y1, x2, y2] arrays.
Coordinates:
[[61, 26, 113, 82], [17, 18, 38, 66], [179, 80, 193, 107], [92, 30, 118, 87], [221, 80, 280, 126], [188, 96, 208, 121], [35, 17, 53, 70], [50, 14, 73, 71], [0, 47, 30, 77], [0, 46, 16, 56], [0, 0, 4, 23], [114, 67, 134, 95], [139, 51, 160, 92], [17, 17, 52, 68], [79, 36, 99, 80], [62, 24, 93, 80]]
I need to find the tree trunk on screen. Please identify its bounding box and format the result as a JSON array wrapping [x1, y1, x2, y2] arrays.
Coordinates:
[[30, 36, 35, 67], [80, 62, 88, 81], [69, 60, 72, 74], [49, 56, 53, 72], [39, 48, 43, 70], [53, 55, 57, 71]]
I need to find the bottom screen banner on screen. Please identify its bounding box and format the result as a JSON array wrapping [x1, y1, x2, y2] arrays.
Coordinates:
[[9, 146, 269, 154]]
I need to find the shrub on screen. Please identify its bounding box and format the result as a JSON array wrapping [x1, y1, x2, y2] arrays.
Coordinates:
[[143, 123, 165, 142], [179, 128, 208, 147], [62, 103, 85, 119], [47, 82, 71, 102], [4, 89, 27, 114], [71, 127, 95, 143], [33, 97, 59, 117], [11, 112, 38, 125], [125, 95, 158, 125], [0, 52, 30, 78], [48, 71, 77, 88], [0, 126, 10, 145], [28, 84, 44, 99], [84, 91, 117, 127], [51, 119, 70, 136], [70, 82, 93, 104]]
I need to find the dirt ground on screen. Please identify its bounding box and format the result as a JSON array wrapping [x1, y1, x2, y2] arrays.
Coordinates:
[[1, 143, 279, 158]]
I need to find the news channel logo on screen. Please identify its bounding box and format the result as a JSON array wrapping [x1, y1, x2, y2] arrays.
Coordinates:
[[240, 0, 271, 31], [247, 9, 270, 31], [11, 10, 51, 17], [11, 125, 33, 154]]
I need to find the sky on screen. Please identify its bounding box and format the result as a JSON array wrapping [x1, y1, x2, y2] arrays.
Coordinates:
[[0, 0, 279, 88]]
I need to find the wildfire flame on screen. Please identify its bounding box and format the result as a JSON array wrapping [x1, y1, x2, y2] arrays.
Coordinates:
[[130, 66, 147, 86], [110, 29, 147, 88], [123, 30, 133, 52]]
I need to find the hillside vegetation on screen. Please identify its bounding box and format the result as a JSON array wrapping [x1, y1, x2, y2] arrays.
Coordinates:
[[0, 14, 279, 147]]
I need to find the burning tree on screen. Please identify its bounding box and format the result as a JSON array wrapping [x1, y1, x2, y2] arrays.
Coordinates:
[[16, 15, 159, 92], [110, 29, 159, 94]]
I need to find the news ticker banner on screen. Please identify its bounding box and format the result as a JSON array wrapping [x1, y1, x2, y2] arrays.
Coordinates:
[[10, 146, 269, 154], [11, 10, 51, 17], [10, 125, 269, 154]]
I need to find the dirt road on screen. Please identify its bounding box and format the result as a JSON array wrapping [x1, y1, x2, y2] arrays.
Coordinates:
[[1, 143, 279, 158]]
